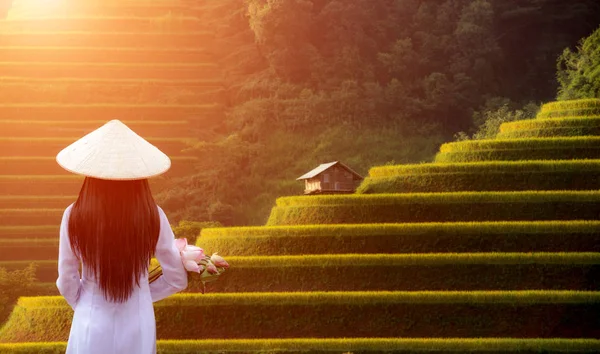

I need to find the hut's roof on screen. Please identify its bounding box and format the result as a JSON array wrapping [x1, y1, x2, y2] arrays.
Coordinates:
[[296, 161, 363, 180]]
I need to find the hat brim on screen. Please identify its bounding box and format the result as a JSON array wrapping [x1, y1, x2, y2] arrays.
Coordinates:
[[55, 119, 173, 180]]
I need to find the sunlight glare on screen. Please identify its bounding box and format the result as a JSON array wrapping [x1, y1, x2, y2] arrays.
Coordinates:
[[7, 0, 70, 19]]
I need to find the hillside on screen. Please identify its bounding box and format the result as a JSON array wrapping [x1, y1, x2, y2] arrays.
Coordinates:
[[0, 0, 239, 284], [0, 0, 599, 353], [149, 0, 600, 225], [2, 93, 600, 351]]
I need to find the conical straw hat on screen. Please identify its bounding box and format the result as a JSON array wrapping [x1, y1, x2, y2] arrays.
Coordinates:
[[56, 119, 171, 180]]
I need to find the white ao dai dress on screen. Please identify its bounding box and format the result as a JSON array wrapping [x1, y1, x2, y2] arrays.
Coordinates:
[[56, 203, 188, 354]]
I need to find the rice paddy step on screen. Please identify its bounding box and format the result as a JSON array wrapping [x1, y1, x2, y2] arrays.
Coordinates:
[[435, 137, 600, 162], [2, 338, 599, 354], [0, 175, 81, 196], [0, 195, 74, 209], [0, 16, 205, 32], [1, 4, 596, 352], [6, 2, 203, 18], [186, 253, 600, 293], [1, 291, 598, 342], [199, 221, 600, 255], [0, 77, 222, 86], [0, 119, 198, 138], [537, 99, 600, 119], [0, 208, 64, 226], [0, 104, 223, 123], [497, 117, 600, 139], [0, 239, 58, 261], [0, 46, 215, 63], [0, 225, 57, 239], [0, 81, 225, 105], [7, 252, 599, 291], [266, 191, 600, 225], [7, 0, 226, 14], [0, 62, 221, 80], [356, 160, 600, 193], [0, 31, 214, 48]]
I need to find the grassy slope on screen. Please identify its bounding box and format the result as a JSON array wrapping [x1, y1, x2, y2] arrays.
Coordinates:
[[0, 0, 598, 350], [2, 338, 600, 354], [1, 291, 599, 342], [2, 253, 598, 292], [359, 160, 600, 194], [536, 99, 600, 118], [198, 221, 600, 254]]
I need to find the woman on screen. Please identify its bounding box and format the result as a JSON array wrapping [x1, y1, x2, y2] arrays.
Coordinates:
[[55, 119, 188, 354]]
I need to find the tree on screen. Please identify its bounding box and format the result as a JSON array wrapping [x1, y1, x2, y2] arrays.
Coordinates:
[[172, 220, 222, 245], [248, 0, 318, 82], [455, 98, 539, 140], [159, 0, 600, 225], [557, 26, 600, 100], [0, 263, 37, 324]]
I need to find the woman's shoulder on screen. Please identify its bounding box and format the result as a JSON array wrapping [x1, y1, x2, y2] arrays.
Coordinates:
[[62, 202, 75, 220], [156, 204, 166, 217]]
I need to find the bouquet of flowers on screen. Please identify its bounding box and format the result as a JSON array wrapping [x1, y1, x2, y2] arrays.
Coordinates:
[[148, 238, 229, 293]]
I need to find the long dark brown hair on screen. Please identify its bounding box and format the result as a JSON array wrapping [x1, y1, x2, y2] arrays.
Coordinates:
[[68, 176, 161, 303]]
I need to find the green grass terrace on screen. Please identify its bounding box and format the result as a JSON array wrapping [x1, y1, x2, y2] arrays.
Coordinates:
[[1, 291, 598, 341], [4, 0, 224, 18], [0, 82, 224, 105], [0, 31, 214, 47], [0, 119, 200, 138], [2, 253, 598, 292], [0, 208, 69, 227], [497, 117, 600, 139], [356, 160, 600, 193], [0, 46, 215, 63], [0, 225, 57, 239], [434, 137, 600, 162], [0, 62, 220, 80], [2, 338, 600, 354], [0, 104, 222, 122], [0, 16, 206, 32], [266, 191, 600, 225], [537, 99, 600, 119], [0, 196, 75, 209], [198, 221, 600, 255], [4, 0, 231, 18]]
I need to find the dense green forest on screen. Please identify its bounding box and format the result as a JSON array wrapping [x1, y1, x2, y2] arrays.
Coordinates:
[[557, 23, 600, 100], [155, 0, 600, 226]]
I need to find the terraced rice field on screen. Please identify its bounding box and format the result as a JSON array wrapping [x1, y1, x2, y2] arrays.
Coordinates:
[[0, 31, 214, 48], [3, 291, 600, 342], [0, 0, 226, 277], [187, 98, 599, 351], [357, 160, 600, 193], [0, 0, 599, 353], [0, 2, 231, 350], [497, 117, 600, 139], [2, 339, 600, 354], [434, 136, 600, 162]]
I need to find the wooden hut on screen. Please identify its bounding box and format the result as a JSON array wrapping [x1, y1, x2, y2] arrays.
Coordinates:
[[297, 161, 363, 195]]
